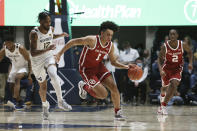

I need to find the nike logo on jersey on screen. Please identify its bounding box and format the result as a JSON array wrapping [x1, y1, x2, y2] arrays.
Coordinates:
[[40, 37, 52, 43], [95, 49, 107, 55], [168, 52, 182, 55]]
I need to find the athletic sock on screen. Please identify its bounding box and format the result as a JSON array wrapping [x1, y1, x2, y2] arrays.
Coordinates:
[[114, 108, 120, 114], [161, 102, 167, 106], [161, 94, 165, 97]]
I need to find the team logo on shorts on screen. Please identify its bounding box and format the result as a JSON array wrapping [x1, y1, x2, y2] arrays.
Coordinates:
[[89, 79, 96, 85]]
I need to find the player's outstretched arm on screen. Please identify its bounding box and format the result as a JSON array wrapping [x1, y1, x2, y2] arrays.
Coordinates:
[[0, 48, 5, 62], [157, 45, 166, 77], [108, 43, 130, 69], [183, 42, 193, 70], [30, 31, 55, 57], [55, 36, 93, 62], [19, 46, 33, 84]]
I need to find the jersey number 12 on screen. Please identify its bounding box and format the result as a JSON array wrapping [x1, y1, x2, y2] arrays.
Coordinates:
[[44, 42, 50, 49]]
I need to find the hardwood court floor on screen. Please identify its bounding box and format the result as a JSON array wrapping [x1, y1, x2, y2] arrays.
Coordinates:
[[0, 105, 197, 131]]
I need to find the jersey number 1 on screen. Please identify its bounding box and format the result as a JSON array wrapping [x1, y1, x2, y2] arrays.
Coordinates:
[[172, 54, 178, 62], [96, 53, 101, 61]]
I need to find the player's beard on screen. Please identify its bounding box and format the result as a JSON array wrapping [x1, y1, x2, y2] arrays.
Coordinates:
[[43, 25, 50, 31]]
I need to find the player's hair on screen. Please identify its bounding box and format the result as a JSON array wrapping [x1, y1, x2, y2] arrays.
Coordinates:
[[99, 21, 119, 34], [37, 11, 50, 22], [169, 29, 179, 34]]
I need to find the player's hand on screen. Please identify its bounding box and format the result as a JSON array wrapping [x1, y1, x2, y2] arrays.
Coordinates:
[[47, 44, 56, 50], [134, 82, 139, 87], [28, 75, 33, 85], [54, 53, 61, 63], [128, 64, 136, 69], [62, 32, 69, 37], [160, 70, 166, 77]]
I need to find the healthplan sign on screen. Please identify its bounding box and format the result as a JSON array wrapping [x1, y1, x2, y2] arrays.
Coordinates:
[[2, 0, 197, 26]]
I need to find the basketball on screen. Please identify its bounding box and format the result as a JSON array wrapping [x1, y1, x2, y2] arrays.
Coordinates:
[[128, 65, 143, 81]]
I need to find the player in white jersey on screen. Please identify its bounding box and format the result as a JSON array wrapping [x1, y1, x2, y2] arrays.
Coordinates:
[[29, 11, 72, 120], [0, 37, 32, 109]]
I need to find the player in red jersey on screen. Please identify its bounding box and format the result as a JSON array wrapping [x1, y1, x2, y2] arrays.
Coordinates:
[[157, 29, 193, 115], [55, 21, 134, 120]]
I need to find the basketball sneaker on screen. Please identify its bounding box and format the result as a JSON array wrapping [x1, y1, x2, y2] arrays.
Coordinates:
[[157, 106, 168, 115], [114, 110, 126, 121], [58, 100, 72, 111], [7, 99, 17, 110], [42, 101, 50, 120], [78, 81, 87, 99]]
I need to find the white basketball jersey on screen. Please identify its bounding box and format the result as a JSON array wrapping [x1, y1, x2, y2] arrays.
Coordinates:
[[31, 26, 54, 64], [5, 43, 28, 69]]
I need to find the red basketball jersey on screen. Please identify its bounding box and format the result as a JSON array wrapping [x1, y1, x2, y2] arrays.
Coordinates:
[[79, 35, 112, 68], [163, 40, 183, 70]]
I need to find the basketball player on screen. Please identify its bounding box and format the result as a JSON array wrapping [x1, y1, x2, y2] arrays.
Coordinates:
[[29, 11, 72, 120], [55, 21, 135, 120], [157, 29, 193, 115], [0, 37, 32, 109]]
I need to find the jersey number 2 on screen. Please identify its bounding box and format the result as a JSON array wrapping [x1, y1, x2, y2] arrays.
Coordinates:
[[172, 54, 178, 62], [96, 53, 101, 61]]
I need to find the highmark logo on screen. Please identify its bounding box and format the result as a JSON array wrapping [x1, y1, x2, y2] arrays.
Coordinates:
[[68, 0, 141, 19], [184, 0, 197, 23]]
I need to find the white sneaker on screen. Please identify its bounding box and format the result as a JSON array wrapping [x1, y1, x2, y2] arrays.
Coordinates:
[[58, 100, 72, 111], [114, 110, 126, 121], [78, 81, 87, 99], [157, 106, 168, 115], [7, 100, 16, 109], [42, 101, 50, 120]]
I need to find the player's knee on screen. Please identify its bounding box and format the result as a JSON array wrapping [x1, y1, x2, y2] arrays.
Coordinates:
[[161, 86, 167, 91], [48, 71, 56, 79], [15, 75, 22, 83], [171, 80, 179, 88], [99, 91, 108, 99]]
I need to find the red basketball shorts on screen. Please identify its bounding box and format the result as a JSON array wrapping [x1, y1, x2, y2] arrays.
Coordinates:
[[79, 63, 111, 88]]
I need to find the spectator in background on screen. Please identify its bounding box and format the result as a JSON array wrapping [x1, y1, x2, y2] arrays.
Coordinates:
[[136, 43, 144, 57], [190, 52, 197, 91], [150, 60, 161, 93], [183, 36, 193, 73], [119, 41, 139, 63], [0, 40, 11, 104], [119, 41, 139, 103], [177, 36, 194, 102], [128, 58, 149, 105]]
